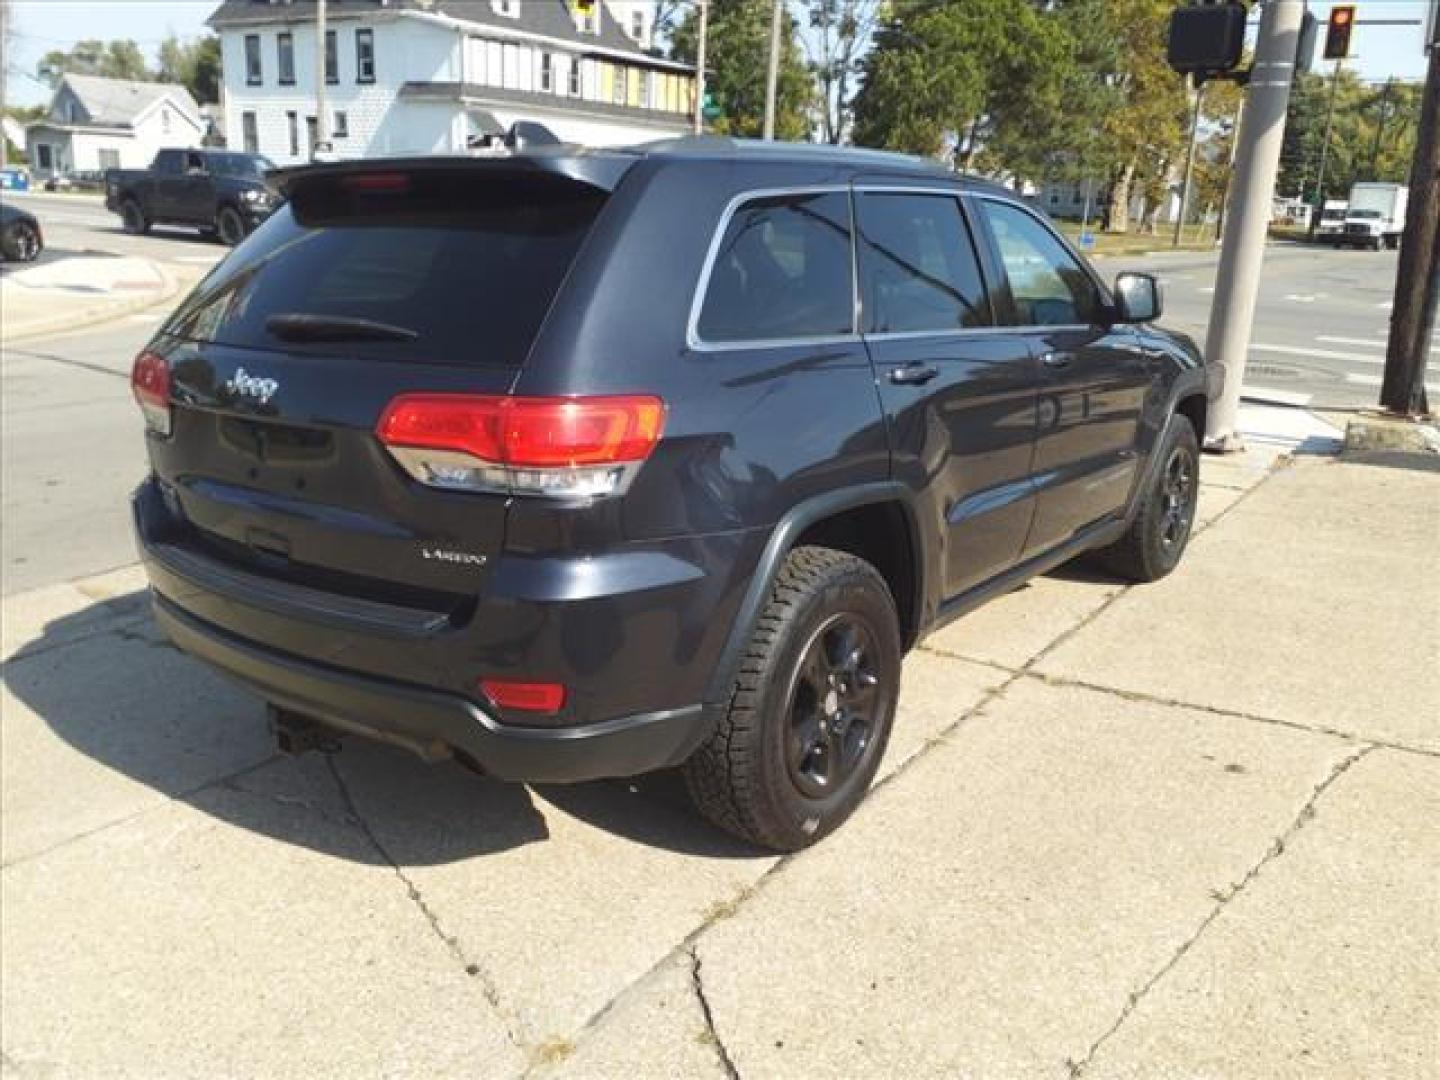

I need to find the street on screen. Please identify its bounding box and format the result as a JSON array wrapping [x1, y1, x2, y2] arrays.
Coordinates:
[[2, 191, 1437, 1079]]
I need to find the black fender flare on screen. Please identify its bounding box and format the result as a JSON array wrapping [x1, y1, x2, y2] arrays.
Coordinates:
[[1122, 373, 1209, 524], [703, 482, 927, 706]]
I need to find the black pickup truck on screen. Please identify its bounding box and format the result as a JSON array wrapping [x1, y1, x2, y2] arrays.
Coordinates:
[[105, 148, 277, 245]]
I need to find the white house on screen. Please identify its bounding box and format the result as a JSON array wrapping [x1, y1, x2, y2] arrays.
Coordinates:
[[25, 74, 205, 179], [208, 0, 696, 165]]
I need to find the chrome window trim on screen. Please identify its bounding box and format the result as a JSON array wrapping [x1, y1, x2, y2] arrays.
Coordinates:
[[686, 185, 860, 353], [971, 192, 1110, 333]]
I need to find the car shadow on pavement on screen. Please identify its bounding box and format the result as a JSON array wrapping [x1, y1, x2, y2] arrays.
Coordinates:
[[10, 594, 764, 865]]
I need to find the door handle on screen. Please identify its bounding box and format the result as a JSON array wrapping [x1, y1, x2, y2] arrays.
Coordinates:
[[889, 362, 940, 386], [1041, 351, 1073, 369]]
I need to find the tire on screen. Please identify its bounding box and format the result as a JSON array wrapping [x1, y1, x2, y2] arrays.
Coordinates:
[[2, 221, 42, 262], [120, 199, 149, 236], [216, 206, 246, 246], [684, 546, 902, 852], [1092, 414, 1200, 583]]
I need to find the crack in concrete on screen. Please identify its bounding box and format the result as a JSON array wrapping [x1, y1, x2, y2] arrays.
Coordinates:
[[1065, 743, 1378, 1077], [321, 754, 525, 1050], [689, 947, 741, 1080]]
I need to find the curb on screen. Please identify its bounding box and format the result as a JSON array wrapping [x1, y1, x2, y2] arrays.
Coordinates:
[[1, 260, 185, 345]]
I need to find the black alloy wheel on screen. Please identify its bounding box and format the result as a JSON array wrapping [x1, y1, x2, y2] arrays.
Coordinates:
[[785, 614, 884, 798]]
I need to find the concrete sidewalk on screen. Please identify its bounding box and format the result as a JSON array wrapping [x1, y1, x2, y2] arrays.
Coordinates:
[[2, 420, 1436, 1077], [0, 254, 183, 343]]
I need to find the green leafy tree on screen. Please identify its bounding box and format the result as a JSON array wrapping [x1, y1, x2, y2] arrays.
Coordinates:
[[158, 34, 222, 104], [670, 0, 815, 140], [38, 39, 152, 85]]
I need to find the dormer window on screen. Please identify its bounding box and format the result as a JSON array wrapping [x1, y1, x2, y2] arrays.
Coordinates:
[[574, 1, 599, 35], [630, 11, 644, 42], [492, 0, 518, 16]]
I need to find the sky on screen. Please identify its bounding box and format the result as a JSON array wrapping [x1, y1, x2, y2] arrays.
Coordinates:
[[3, 0, 1434, 109]]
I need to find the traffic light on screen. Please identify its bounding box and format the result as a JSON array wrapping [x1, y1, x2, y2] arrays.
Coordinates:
[[1323, 5, 1355, 61], [1166, 2, 1247, 78]]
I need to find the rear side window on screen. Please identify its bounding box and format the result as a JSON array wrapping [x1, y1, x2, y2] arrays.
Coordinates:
[[856, 192, 991, 333], [695, 191, 853, 344], [163, 171, 605, 367], [980, 200, 1102, 327]]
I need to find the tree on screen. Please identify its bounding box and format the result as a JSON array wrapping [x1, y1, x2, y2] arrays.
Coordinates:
[[803, 0, 885, 145], [670, 0, 815, 140], [37, 39, 151, 85], [852, 0, 1059, 163], [158, 34, 223, 104]]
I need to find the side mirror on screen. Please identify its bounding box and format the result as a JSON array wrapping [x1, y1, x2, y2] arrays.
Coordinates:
[[1113, 272, 1163, 323]]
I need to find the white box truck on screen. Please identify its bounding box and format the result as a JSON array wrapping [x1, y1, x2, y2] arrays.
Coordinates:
[[1315, 199, 1348, 243], [1341, 183, 1408, 249]]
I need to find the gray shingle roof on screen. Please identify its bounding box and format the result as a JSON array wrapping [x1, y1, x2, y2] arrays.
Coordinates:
[[206, 0, 678, 65], [56, 74, 202, 128]]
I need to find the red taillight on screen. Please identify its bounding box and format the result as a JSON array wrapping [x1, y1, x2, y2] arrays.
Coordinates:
[[376, 394, 665, 497], [480, 679, 567, 713], [130, 350, 172, 436]]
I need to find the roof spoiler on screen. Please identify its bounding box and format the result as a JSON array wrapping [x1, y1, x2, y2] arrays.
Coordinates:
[[270, 133, 637, 200]]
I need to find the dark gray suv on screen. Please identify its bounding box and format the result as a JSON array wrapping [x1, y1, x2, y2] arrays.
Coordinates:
[[131, 139, 1210, 850]]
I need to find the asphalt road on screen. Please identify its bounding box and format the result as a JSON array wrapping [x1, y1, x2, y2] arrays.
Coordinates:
[[1, 190, 228, 269], [1, 203, 1432, 595]]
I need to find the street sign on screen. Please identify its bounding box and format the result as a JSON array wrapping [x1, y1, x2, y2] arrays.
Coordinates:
[[1323, 5, 1355, 60]]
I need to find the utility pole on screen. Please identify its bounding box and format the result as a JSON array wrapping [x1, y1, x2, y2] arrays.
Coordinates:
[[1370, 76, 1394, 174], [763, 0, 783, 140], [1174, 79, 1207, 248], [1309, 57, 1342, 235], [313, 0, 329, 159], [1205, 0, 1305, 450], [692, 0, 708, 135], [1379, 44, 1439, 417]]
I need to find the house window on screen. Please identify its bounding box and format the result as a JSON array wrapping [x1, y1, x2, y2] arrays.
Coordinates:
[[306, 115, 317, 154], [245, 34, 262, 85], [641, 70, 653, 108], [242, 111, 259, 153], [540, 52, 553, 92], [578, 8, 599, 35], [612, 66, 627, 105], [567, 58, 581, 96], [325, 30, 338, 83], [161, 108, 171, 134], [278, 32, 295, 85], [631, 11, 644, 41], [492, 0, 518, 15], [333, 111, 348, 138], [355, 28, 375, 83], [287, 110, 299, 156], [36, 144, 53, 170]]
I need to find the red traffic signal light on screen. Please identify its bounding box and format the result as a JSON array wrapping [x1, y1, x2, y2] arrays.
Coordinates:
[[1324, 4, 1356, 60]]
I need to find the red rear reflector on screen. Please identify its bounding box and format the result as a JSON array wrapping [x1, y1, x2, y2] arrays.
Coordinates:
[[342, 172, 411, 193], [480, 679, 567, 713], [377, 394, 665, 467]]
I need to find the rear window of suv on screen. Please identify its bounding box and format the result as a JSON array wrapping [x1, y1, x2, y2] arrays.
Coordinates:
[[163, 170, 606, 367]]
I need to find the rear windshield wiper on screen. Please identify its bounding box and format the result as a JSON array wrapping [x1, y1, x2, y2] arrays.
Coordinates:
[[265, 313, 419, 343]]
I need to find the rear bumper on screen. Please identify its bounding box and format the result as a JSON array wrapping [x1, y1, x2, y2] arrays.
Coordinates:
[[151, 594, 713, 782], [132, 479, 722, 782]]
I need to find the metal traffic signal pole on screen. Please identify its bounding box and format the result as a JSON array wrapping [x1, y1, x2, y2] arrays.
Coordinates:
[[1379, 42, 1440, 417], [1205, 0, 1305, 450]]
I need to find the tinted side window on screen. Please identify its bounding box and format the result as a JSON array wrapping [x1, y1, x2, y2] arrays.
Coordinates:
[[981, 201, 1102, 326], [696, 191, 853, 343], [154, 150, 182, 176], [857, 192, 991, 333]]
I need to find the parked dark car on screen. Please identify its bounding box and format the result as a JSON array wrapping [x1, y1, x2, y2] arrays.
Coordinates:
[[0, 201, 43, 262], [129, 140, 1210, 850], [105, 148, 277, 245]]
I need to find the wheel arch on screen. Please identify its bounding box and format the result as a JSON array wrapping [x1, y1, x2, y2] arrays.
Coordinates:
[[704, 483, 927, 707]]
